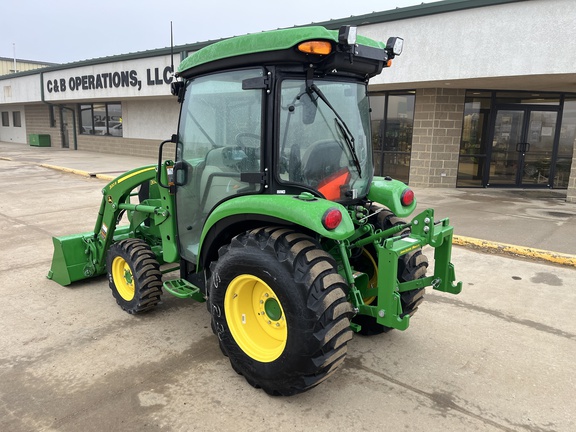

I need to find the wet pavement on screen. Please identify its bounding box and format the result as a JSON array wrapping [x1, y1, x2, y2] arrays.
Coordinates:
[[1, 147, 575, 432], [2, 141, 575, 257]]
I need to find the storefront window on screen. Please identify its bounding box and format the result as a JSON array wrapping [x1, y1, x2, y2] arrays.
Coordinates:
[[13, 111, 21, 127], [457, 90, 574, 189], [457, 94, 491, 187], [556, 97, 576, 188], [370, 91, 415, 183], [495, 91, 562, 106], [79, 103, 123, 137]]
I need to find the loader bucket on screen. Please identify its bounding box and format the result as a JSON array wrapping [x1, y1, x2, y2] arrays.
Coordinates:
[[47, 232, 95, 286]]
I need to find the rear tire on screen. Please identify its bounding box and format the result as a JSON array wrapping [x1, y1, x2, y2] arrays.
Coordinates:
[[353, 206, 428, 336], [209, 226, 353, 396], [106, 238, 163, 314]]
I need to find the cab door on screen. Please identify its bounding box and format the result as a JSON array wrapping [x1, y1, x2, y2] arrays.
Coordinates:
[[174, 68, 265, 265]]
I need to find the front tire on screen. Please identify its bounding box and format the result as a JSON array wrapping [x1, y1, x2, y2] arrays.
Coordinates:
[[106, 238, 163, 314], [209, 226, 353, 396]]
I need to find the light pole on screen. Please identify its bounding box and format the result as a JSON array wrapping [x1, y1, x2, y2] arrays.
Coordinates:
[[13, 43, 17, 73]]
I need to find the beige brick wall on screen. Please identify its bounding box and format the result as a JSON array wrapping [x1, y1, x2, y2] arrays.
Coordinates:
[[410, 88, 465, 187], [77, 134, 160, 158], [24, 103, 160, 157], [25, 104, 62, 147]]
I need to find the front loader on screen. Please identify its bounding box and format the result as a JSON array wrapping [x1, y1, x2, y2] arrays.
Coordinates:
[[48, 25, 462, 396]]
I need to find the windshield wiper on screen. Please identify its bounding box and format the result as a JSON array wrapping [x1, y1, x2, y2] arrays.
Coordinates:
[[309, 84, 362, 178]]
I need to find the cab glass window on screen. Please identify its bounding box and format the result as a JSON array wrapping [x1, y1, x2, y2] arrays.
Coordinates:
[[176, 68, 264, 263], [278, 79, 372, 201]]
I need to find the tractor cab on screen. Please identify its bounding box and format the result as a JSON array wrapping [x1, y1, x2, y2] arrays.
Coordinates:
[[171, 26, 402, 266]]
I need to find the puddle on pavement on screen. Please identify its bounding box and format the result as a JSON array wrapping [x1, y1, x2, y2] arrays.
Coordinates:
[[530, 272, 563, 286]]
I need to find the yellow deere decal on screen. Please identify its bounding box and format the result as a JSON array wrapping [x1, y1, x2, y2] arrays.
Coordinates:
[[118, 167, 155, 184], [399, 244, 420, 256]]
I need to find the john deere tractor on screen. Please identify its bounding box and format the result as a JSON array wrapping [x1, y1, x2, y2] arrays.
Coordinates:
[[48, 25, 462, 396]]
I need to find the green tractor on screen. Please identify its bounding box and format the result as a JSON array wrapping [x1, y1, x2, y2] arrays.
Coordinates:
[[48, 25, 462, 396]]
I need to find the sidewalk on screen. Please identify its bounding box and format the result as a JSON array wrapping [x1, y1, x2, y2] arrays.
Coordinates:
[[2, 141, 575, 264]]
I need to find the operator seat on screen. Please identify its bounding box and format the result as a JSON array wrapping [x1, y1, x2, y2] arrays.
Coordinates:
[[301, 140, 345, 187], [200, 147, 244, 212]]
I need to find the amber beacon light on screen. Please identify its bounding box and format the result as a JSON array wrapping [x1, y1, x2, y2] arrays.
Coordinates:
[[297, 41, 332, 55]]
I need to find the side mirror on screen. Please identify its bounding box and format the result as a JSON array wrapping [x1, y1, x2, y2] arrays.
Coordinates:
[[302, 93, 318, 125], [173, 160, 187, 186], [171, 81, 185, 102]]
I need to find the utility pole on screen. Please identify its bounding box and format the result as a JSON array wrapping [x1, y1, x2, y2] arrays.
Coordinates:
[[13, 43, 17, 73]]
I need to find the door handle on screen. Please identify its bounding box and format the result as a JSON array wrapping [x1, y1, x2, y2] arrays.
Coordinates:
[[516, 142, 529, 153]]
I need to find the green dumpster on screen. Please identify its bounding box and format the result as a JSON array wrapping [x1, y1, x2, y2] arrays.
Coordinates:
[[29, 134, 51, 147]]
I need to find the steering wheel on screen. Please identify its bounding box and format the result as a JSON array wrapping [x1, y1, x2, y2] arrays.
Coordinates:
[[235, 133, 260, 149]]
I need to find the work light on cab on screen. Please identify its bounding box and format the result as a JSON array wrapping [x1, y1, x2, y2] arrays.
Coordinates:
[[338, 25, 357, 46], [401, 188, 415, 206], [297, 41, 332, 55], [386, 37, 404, 57], [322, 208, 343, 230]]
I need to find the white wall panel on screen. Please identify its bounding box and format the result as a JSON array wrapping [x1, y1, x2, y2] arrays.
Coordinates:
[[362, 0, 576, 88], [122, 98, 180, 140]]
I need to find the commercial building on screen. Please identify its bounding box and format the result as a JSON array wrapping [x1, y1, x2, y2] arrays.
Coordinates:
[[0, 57, 56, 76], [1, 0, 575, 201]]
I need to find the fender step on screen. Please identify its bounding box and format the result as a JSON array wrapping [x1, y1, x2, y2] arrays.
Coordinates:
[[163, 278, 205, 302]]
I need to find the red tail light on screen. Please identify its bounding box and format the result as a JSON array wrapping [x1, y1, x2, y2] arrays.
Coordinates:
[[401, 188, 415, 206], [322, 208, 342, 230]]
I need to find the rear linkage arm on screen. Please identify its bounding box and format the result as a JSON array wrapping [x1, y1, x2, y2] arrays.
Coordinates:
[[340, 208, 462, 331]]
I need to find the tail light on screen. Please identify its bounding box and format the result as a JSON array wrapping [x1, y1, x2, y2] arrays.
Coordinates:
[[401, 188, 415, 206], [322, 208, 342, 230]]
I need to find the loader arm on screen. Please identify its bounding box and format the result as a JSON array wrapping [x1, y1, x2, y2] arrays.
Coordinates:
[[47, 162, 178, 286]]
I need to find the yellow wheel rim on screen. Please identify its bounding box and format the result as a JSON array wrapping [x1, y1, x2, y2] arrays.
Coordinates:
[[224, 274, 287, 363], [112, 256, 135, 301], [361, 248, 378, 305]]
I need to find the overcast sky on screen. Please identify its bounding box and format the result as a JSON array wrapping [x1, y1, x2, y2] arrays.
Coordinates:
[[1, 0, 428, 64]]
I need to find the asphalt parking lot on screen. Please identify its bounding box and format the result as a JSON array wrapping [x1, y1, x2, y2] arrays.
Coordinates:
[[1, 157, 575, 432]]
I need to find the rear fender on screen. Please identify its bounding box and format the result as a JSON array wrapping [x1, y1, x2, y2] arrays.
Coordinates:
[[367, 176, 416, 218], [198, 194, 354, 265]]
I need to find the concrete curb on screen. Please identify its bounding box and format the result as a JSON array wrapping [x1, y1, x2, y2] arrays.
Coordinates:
[[453, 235, 576, 268], [40, 163, 92, 178], [36, 162, 576, 268], [40, 163, 116, 182], [95, 173, 116, 181]]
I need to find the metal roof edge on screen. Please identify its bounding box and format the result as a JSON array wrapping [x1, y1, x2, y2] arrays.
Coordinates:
[[311, 0, 527, 29], [0, 0, 527, 82], [0, 41, 218, 81], [0, 57, 58, 65]]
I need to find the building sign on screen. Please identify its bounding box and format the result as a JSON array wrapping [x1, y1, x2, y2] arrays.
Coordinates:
[[43, 55, 179, 101], [45, 67, 173, 93]]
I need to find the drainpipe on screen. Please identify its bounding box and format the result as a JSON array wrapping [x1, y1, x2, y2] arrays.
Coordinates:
[[40, 72, 78, 150]]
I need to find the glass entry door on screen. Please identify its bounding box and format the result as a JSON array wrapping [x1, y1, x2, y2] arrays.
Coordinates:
[[489, 107, 559, 187]]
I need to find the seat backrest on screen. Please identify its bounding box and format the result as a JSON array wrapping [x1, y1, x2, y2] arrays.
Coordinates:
[[302, 140, 345, 184], [200, 148, 242, 212]]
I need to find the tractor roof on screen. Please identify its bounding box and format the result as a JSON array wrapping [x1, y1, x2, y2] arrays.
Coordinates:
[[177, 26, 387, 79]]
